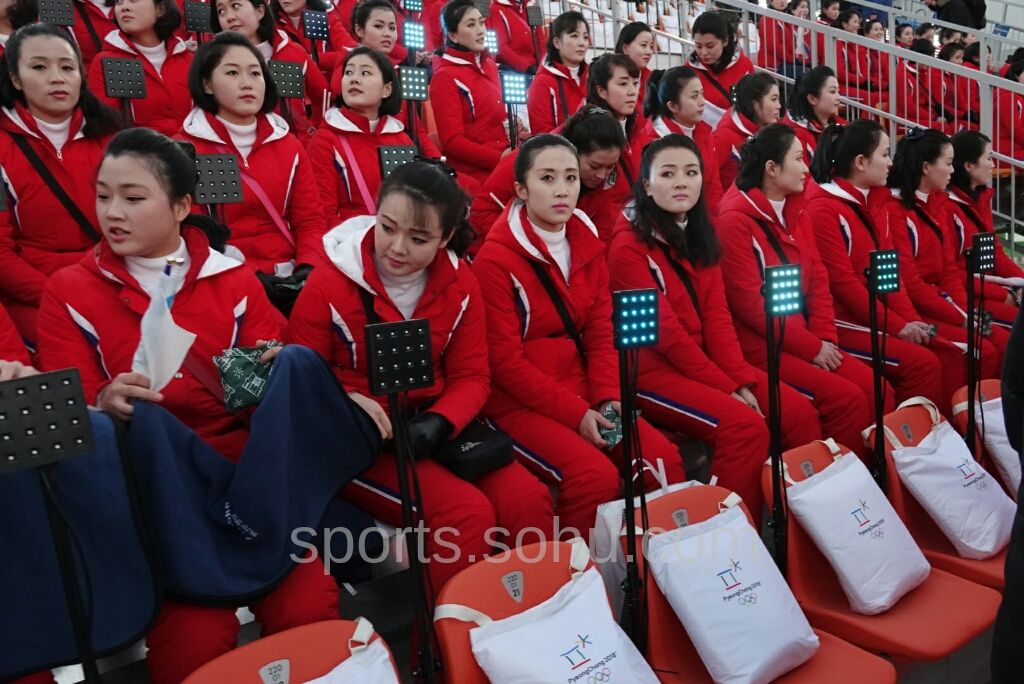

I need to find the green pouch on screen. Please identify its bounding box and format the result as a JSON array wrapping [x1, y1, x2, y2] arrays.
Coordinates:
[[212, 340, 283, 412], [598, 404, 641, 449]]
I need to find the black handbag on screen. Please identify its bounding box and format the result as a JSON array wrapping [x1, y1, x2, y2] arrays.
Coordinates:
[[435, 418, 515, 482]]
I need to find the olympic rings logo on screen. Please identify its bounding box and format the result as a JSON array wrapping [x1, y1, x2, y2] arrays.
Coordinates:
[[738, 593, 758, 606], [976, 480, 988, 491], [588, 668, 612, 683], [871, 529, 885, 540]]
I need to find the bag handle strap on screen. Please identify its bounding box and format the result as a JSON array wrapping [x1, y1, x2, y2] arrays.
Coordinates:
[[348, 617, 376, 655], [433, 604, 493, 625], [337, 133, 377, 215], [702, 69, 732, 102], [862, 423, 904, 453], [847, 201, 880, 249], [182, 349, 251, 425], [74, 1, 104, 53], [753, 219, 791, 265], [654, 241, 700, 316], [528, 260, 586, 360], [718, 491, 743, 511], [568, 536, 589, 578], [555, 77, 571, 120], [213, 145, 295, 248], [818, 437, 845, 460], [617, 156, 634, 189], [634, 457, 670, 496], [896, 396, 943, 426], [912, 206, 945, 245], [9, 132, 101, 243]]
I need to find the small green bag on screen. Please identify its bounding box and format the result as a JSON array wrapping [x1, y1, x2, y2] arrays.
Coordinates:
[[598, 404, 641, 449], [212, 340, 283, 412]]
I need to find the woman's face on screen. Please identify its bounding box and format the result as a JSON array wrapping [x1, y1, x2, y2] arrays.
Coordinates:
[[515, 146, 580, 230], [277, 0, 306, 17], [856, 133, 892, 187], [810, 76, 840, 121], [752, 84, 782, 126], [792, 1, 809, 19], [579, 147, 621, 189], [769, 0, 787, 11], [621, 31, 654, 71], [554, 20, 589, 68], [693, 32, 724, 66], [867, 22, 884, 40], [357, 8, 397, 53], [341, 54, 391, 115], [374, 192, 449, 277], [770, 138, 809, 195], [842, 14, 861, 33], [898, 26, 914, 45], [11, 35, 82, 124], [216, 0, 264, 41], [643, 146, 702, 223], [115, 0, 162, 37], [95, 154, 191, 259], [0, 0, 16, 27], [668, 76, 705, 127], [823, 3, 839, 21], [921, 143, 954, 192], [597, 65, 639, 119], [449, 7, 486, 53], [966, 142, 995, 187], [947, 49, 965, 65], [203, 45, 265, 125]]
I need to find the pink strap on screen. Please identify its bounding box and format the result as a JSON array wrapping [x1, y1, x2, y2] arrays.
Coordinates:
[[214, 145, 296, 248], [337, 133, 376, 214]]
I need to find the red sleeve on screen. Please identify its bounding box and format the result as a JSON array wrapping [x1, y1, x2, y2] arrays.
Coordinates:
[[0, 202, 49, 307], [701, 265, 759, 387], [938, 215, 969, 308], [284, 268, 356, 391], [702, 143, 725, 216], [429, 72, 504, 170], [306, 128, 347, 225], [799, 219, 840, 344], [579, 259, 621, 405], [492, 11, 535, 74], [235, 271, 285, 344], [36, 276, 112, 402], [286, 145, 329, 267], [0, 302, 29, 364], [87, 54, 120, 110], [527, 73, 556, 135], [710, 128, 737, 193], [469, 155, 515, 242], [328, 11, 356, 49]]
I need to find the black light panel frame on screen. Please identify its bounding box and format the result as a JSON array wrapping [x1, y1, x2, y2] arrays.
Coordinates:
[[612, 289, 659, 350], [379, 146, 418, 178], [526, 5, 544, 26], [765, 264, 805, 317], [405, 0, 423, 11], [268, 60, 305, 99], [195, 154, 244, 205], [365, 320, 435, 396], [403, 21, 426, 50], [184, 0, 213, 33], [398, 67, 429, 101], [37, 0, 75, 25], [302, 9, 330, 40], [501, 71, 529, 104], [473, 0, 490, 17], [868, 249, 900, 294], [101, 57, 147, 99], [972, 232, 997, 274]]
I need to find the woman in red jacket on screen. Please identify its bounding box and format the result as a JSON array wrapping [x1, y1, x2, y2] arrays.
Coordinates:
[[0, 23, 121, 346], [860, 19, 890, 92], [526, 10, 589, 134], [615, 21, 653, 100], [687, 10, 754, 129], [640, 66, 723, 215], [87, 0, 193, 136], [783, 65, 843, 166], [758, 0, 797, 73], [36, 128, 339, 684], [709, 72, 781, 192], [287, 160, 554, 590], [488, 0, 544, 75], [211, 0, 329, 143], [586, 53, 642, 195], [808, 0, 839, 63], [272, 0, 355, 80], [469, 104, 625, 247], [994, 61, 1024, 162], [608, 134, 819, 520], [831, 10, 872, 104], [178, 32, 327, 314], [472, 134, 685, 540], [718, 124, 877, 460], [948, 130, 1024, 323], [804, 120, 970, 416], [71, 0, 119, 70]]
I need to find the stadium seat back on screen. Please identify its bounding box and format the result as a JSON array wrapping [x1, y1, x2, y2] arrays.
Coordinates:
[[951, 380, 1009, 494]]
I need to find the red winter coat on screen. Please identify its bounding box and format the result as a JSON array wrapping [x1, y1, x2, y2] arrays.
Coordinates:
[[36, 226, 280, 462], [0, 302, 29, 364], [275, 9, 355, 78], [687, 49, 754, 129], [87, 32, 193, 137], [782, 113, 845, 166], [606, 210, 756, 395], [958, 62, 982, 117], [717, 185, 839, 363], [895, 60, 944, 129], [526, 58, 588, 134], [488, 0, 543, 73], [429, 50, 509, 183], [758, 14, 797, 70], [285, 217, 490, 430], [802, 178, 922, 334], [306, 107, 415, 225], [264, 29, 330, 144], [71, 0, 119, 69], [994, 85, 1024, 160], [946, 185, 1024, 283], [865, 41, 890, 91], [472, 200, 620, 429], [709, 109, 759, 192], [176, 109, 328, 274], [883, 190, 968, 327], [0, 105, 113, 335], [639, 115, 724, 215], [835, 37, 869, 91]]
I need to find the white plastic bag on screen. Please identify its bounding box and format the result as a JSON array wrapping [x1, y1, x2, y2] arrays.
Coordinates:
[[647, 498, 819, 684], [306, 618, 400, 684], [961, 396, 1021, 499], [785, 440, 930, 615]]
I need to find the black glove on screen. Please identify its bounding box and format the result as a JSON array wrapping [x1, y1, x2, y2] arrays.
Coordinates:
[[525, 65, 538, 76], [962, 110, 981, 125], [256, 264, 313, 317], [406, 412, 453, 460]]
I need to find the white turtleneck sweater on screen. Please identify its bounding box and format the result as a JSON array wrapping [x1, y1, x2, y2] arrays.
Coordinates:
[[134, 40, 167, 74], [568, 64, 580, 83], [125, 237, 190, 300], [35, 116, 72, 153], [531, 220, 571, 283], [256, 40, 274, 62], [217, 116, 258, 159], [915, 190, 930, 204], [768, 197, 787, 227], [375, 253, 427, 320]]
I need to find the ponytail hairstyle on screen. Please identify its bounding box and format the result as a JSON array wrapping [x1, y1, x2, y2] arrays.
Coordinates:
[[1006, 47, 1024, 66], [950, 130, 992, 200], [643, 65, 700, 120], [810, 118, 885, 184], [914, 22, 934, 38], [690, 11, 737, 74], [560, 104, 626, 156], [377, 160, 475, 256], [210, 0, 276, 43], [351, 0, 397, 36], [734, 123, 797, 192], [831, 9, 860, 31], [270, 0, 328, 21], [513, 132, 579, 185], [786, 0, 809, 16], [895, 22, 913, 43], [1004, 59, 1024, 83], [963, 41, 982, 67], [629, 133, 719, 267], [189, 31, 280, 114], [0, 23, 122, 137], [733, 72, 780, 126], [439, 0, 479, 53], [614, 21, 653, 55], [108, 0, 183, 40], [909, 38, 935, 57], [937, 41, 965, 62], [888, 127, 952, 208], [545, 11, 588, 66], [788, 65, 835, 124], [102, 128, 231, 251], [820, 0, 841, 20], [587, 53, 640, 140], [333, 46, 402, 115]]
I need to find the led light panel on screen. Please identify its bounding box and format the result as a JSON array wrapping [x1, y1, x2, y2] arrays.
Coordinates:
[[398, 66, 429, 101], [612, 289, 659, 350], [765, 265, 805, 316], [868, 249, 900, 294], [972, 232, 996, 273], [501, 71, 529, 104], [403, 21, 426, 50]]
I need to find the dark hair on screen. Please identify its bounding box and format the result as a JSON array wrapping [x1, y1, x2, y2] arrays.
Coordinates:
[[937, 41, 965, 62], [1005, 59, 1024, 83], [333, 46, 402, 115], [733, 72, 780, 126], [211, 0, 276, 43], [690, 11, 737, 73], [7, 0, 37, 29], [0, 23, 122, 137], [615, 21, 653, 55], [271, 0, 328, 22], [860, 18, 883, 36], [513, 133, 579, 185], [560, 104, 625, 156], [963, 41, 982, 65], [378, 161, 475, 256], [545, 11, 588, 65], [939, 27, 962, 42], [831, 9, 861, 30], [643, 65, 699, 119], [788, 65, 835, 123], [810, 119, 886, 184], [189, 31, 280, 115], [909, 38, 935, 57], [441, 0, 479, 39], [914, 22, 934, 37], [102, 128, 231, 251], [1006, 47, 1024, 65], [107, 0, 183, 40], [735, 123, 798, 192], [950, 130, 991, 199], [819, 0, 841, 17], [895, 22, 913, 40], [786, 0, 808, 15], [629, 134, 719, 267], [351, 0, 397, 36], [888, 128, 952, 208], [587, 53, 640, 140]]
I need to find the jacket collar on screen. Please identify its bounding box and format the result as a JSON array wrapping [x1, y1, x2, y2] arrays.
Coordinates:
[[687, 47, 741, 74], [181, 108, 290, 149], [724, 109, 758, 137], [441, 50, 486, 72], [949, 184, 994, 207], [324, 106, 405, 134], [817, 177, 880, 208], [652, 115, 694, 138], [540, 56, 585, 81], [271, 28, 291, 52], [1, 103, 86, 145], [103, 30, 188, 57], [490, 199, 604, 268]]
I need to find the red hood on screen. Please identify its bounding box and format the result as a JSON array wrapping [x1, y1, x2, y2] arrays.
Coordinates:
[[719, 184, 807, 227], [0, 102, 86, 141], [718, 109, 759, 139], [949, 184, 994, 208], [435, 50, 492, 76], [805, 176, 890, 209], [488, 199, 607, 267]]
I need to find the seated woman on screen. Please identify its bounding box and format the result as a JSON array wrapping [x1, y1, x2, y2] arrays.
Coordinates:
[[946, 130, 1024, 326], [608, 134, 819, 520], [615, 21, 654, 101], [271, 0, 355, 79], [87, 0, 193, 136], [177, 32, 327, 316], [758, 0, 799, 76], [526, 10, 589, 134], [994, 61, 1024, 161], [709, 72, 781, 191], [640, 66, 724, 215], [831, 10, 872, 104], [686, 11, 754, 129], [71, 0, 119, 71], [472, 134, 686, 541], [0, 23, 120, 348], [717, 124, 878, 460], [36, 128, 340, 684], [287, 160, 554, 589], [860, 18, 889, 91], [585, 53, 642, 204], [488, 0, 545, 76], [470, 104, 626, 247], [211, 0, 329, 144], [784, 65, 844, 167], [804, 120, 971, 416]]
